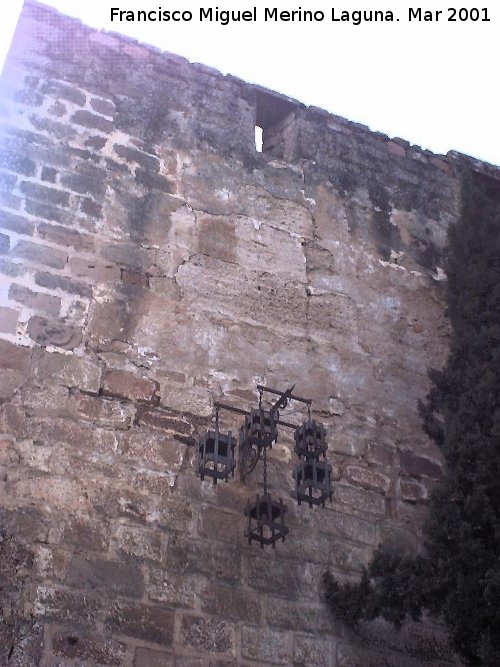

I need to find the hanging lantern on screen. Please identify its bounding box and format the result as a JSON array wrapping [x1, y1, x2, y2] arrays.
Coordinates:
[[293, 458, 333, 507], [245, 492, 289, 549], [240, 407, 278, 450], [196, 427, 236, 484], [294, 419, 327, 460]]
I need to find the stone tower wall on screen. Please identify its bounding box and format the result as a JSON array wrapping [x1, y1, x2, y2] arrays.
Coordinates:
[[1, 2, 498, 665]]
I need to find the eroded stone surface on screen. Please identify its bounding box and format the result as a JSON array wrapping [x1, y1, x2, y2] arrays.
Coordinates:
[[0, 1, 489, 665]]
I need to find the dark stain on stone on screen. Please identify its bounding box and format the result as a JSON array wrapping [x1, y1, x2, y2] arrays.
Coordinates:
[[368, 179, 400, 260]]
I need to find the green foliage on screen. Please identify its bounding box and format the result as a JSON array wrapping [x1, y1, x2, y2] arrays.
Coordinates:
[[324, 171, 500, 665]]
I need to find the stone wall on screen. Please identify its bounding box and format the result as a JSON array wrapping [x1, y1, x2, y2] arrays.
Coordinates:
[[1, 2, 499, 665]]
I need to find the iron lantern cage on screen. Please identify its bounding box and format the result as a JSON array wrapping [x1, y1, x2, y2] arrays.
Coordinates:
[[196, 427, 236, 484], [293, 457, 333, 508], [245, 491, 289, 549], [294, 419, 328, 460], [240, 407, 279, 450]]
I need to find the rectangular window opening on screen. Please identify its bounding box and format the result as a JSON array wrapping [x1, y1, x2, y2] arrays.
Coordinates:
[[255, 125, 263, 152], [255, 90, 298, 160]]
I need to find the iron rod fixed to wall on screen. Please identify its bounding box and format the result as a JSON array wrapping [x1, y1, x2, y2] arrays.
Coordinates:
[[213, 401, 297, 430]]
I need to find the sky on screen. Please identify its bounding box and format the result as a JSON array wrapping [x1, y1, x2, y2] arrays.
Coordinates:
[[1, 0, 499, 167]]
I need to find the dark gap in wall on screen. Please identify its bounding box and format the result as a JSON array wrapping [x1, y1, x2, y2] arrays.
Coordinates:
[[255, 89, 298, 159]]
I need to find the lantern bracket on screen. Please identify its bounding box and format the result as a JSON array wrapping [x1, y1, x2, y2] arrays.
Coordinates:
[[215, 385, 301, 477], [195, 383, 334, 549]]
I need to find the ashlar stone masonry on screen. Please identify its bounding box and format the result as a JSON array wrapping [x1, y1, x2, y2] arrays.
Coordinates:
[[1, 2, 499, 665]]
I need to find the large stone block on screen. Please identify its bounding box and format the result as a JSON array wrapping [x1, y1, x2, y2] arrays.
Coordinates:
[[149, 569, 196, 609], [9, 283, 61, 316], [105, 601, 175, 645], [134, 647, 175, 667], [102, 369, 159, 403], [51, 631, 127, 666], [113, 524, 164, 564], [27, 315, 83, 349], [34, 586, 101, 626], [35, 350, 101, 393], [66, 554, 145, 598], [0, 303, 18, 340], [241, 626, 290, 664], [293, 634, 333, 667], [200, 582, 262, 624], [0, 339, 31, 399], [180, 616, 234, 654]]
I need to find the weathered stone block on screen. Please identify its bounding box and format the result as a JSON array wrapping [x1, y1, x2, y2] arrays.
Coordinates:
[[399, 479, 429, 502], [0, 339, 31, 398], [0, 402, 25, 436], [293, 635, 332, 667], [114, 143, 159, 170], [0, 209, 35, 235], [90, 96, 115, 116], [138, 409, 192, 434], [19, 181, 70, 207], [27, 315, 83, 349], [267, 597, 333, 634], [21, 384, 69, 416], [12, 240, 67, 269], [400, 449, 443, 480], [35, 586, 101, 626], [0, 231, 8, 253], [113, 524, 164, 564], [37, 221, 95, 252], [167, 536, 242, 584], [41, 79, 86, 105], [69, 393, 135, 427], [9, 283, 61, 315], [94, 487, 156, 525], [201, 582, 262, 623], [0, 170, 17, 191], [81, 195, 103, 218], [66, 555, 144, 598], [123, 430, 186, 470], [51, 631, 127, 665], [157, 498, 195, 533], [35, 351, 101, 392], [334, 483, 387, 517], [105, 601, 175, 645], [24, 197, 72, 224], [344, 465, 392, 494], [198, 507, 245, 545], [134, 647, 174, 667], [149, 569, 196, 608], [356, 618, 456, 662], [34, 270, 92, 297], [180, 616, 234, 654], [0, 149, 36, 175], [71, 109, 113, 132], [60, 170, 106, 197], [241, 626, 289, 664], [102, 369, 159, 403], [0, 305, 19, 333], [60, 517, 110, 552], [69, 255, 121, 281], [41, 166, 57, 183], [135, 167, 173, 192]]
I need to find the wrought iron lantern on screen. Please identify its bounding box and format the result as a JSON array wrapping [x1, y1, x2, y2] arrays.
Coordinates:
[[294, 419, 327, 460], [240, 407, 279, 450], [196, 408, 236, 484], [195, 384, 333, 547], [245, 492, 289, 549], [293, 458, 333, 508]]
